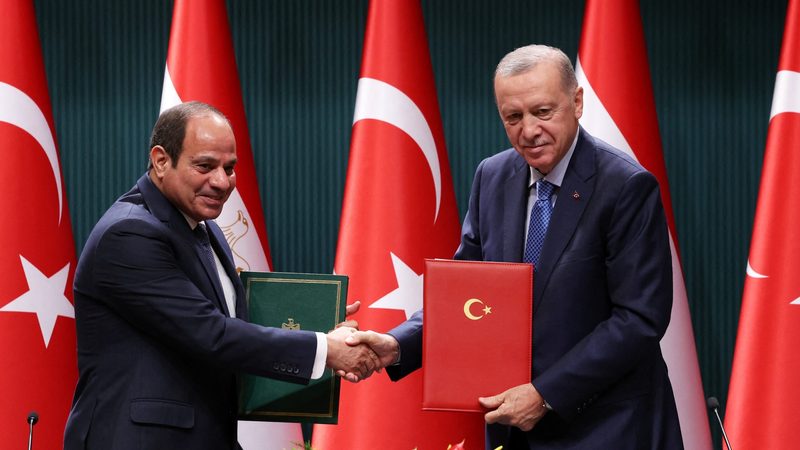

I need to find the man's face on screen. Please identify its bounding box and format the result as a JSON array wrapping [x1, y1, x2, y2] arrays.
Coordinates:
[[151, 114, 237, 222], [494, 61, 583, 174]]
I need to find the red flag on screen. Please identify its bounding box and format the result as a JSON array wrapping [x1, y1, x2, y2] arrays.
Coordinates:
[[160, 0, 303, 446], [313, 0, 484, 448], [0, 0, 78, 447], [726, 0, 800, 447], [576, 1, 711, 448]]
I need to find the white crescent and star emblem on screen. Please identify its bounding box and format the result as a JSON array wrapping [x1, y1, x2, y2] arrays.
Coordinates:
[[0, 81, 64, 223], [352, 77, 443, 222], [463, 298, 491, 321], [0, 81, 75, 347]]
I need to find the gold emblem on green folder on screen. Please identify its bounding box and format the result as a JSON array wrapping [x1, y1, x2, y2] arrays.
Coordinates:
[[282, 318, 301, 330]]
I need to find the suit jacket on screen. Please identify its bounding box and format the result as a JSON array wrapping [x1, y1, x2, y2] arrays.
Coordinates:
[[388, 128, 683, 449], [64, 174, 318, 450]]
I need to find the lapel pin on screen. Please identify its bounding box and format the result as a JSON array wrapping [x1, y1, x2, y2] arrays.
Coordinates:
[[572, 191, 580, 200]]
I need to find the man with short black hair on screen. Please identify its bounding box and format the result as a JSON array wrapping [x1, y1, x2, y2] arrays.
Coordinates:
[[64, 101, 377, 449]]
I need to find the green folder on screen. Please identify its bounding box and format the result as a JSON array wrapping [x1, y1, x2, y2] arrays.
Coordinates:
[[238, 271, 347, 424]]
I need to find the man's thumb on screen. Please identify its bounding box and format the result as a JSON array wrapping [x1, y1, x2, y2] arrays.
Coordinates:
[[478, 394, 503, 409]]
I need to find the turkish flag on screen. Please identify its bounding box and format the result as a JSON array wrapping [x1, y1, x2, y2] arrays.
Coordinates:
[[0, 0, 78, 448], [160, 0, 303, 447], [575, 1, 711, 448], [312, 0, 484, 448], [726, 0, 800, 447]]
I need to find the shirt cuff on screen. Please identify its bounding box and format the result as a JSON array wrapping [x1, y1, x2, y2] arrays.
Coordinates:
[[311, 332, 327, 379]]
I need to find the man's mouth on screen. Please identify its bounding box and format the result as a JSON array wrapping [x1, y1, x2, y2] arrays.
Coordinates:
[[199, 194, 224, 205]]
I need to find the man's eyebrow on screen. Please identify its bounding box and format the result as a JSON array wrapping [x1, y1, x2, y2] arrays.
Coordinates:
[[191, 154, 220, 163]]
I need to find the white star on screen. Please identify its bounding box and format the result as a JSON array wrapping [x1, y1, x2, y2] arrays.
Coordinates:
[[369, 252, 423, 320], [0, 256, 74, 347]]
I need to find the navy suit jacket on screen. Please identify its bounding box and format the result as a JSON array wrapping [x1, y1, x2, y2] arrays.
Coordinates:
[[389, 129, 683, 449], [64, 174, 318, 450]]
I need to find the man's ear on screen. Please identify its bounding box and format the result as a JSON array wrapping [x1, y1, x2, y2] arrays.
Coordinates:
[[149, 145, 171, 179], [573, 86, 584, 120]]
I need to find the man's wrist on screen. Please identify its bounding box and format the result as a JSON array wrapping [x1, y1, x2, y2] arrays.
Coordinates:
[[386, 333, 401, 365]]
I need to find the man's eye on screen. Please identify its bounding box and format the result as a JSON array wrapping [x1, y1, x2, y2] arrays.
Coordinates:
[[225, 167, 235, 176], [506, 114, 521, 124], [537, 109, 553, 118]]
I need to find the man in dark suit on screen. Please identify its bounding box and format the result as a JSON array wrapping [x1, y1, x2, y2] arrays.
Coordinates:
[[348, 45, 683, 449], [64, 101, 377, 449]]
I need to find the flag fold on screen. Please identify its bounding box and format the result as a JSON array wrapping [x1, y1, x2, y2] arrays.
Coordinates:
[[0, 1, 78, 447], [161, 0, 301, 447], [313, 0, 485, 448], [726, 1, 800, 448], [576, 1, 711, 448]]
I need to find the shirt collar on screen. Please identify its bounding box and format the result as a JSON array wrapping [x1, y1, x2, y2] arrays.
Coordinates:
[[181, 212, 201, 230]]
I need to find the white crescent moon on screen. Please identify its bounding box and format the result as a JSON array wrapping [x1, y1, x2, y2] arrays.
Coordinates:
[[0, 82, 63, 223], [746, 259, 768, 279], [463, 298, 485, 320], [352, 77, 442, 222]]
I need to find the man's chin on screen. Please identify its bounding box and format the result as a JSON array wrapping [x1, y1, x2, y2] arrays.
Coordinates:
[[522, 154, 552, 170], [205, 209, 224, 220], [190, 207, 224, 222]]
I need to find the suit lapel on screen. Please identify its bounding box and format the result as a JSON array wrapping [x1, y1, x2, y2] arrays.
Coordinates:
[[502, 157, 531, 262], [533, 130, 596, 312], [207, 221, 248, 320], [137, 174, 232, 316]]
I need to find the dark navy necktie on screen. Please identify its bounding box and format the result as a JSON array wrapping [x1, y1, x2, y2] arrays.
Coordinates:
[[194, 222, 217, 271], [523, 180, 555, 268], [194, 222, 238, 318]]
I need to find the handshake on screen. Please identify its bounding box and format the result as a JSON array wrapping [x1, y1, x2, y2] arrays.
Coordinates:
[[324, 301, 401, 382]]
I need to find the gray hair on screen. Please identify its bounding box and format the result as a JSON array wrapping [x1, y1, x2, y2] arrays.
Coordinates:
[[495, 44, 577, 92]]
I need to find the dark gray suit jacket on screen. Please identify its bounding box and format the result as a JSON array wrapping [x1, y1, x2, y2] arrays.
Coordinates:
[[389, 128, 683, 449], [64, 174, 317, 449]]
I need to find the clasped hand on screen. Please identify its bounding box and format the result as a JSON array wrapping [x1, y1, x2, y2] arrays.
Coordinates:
[[325, 328, 401, 383], [325, 326, 380, 381], [324, 301, 400, 382]]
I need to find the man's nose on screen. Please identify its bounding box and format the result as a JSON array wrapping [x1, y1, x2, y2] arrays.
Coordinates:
[[521, 115, 541, 139], [208, 167, 230, 190]]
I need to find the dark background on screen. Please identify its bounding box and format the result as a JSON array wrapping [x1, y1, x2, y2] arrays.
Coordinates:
[[34, 1, 788, 447]]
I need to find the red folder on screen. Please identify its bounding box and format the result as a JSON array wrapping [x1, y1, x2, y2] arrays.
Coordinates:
[[422, 259, 533, 412]]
